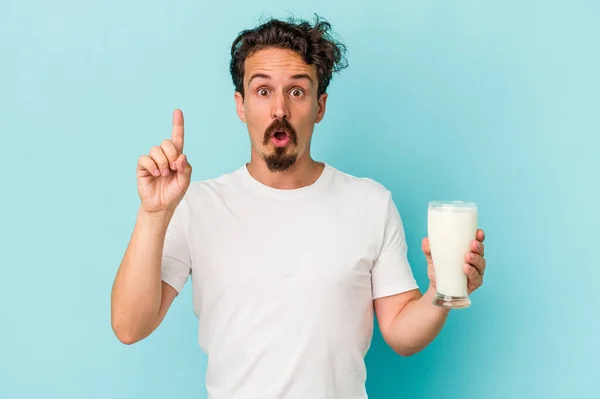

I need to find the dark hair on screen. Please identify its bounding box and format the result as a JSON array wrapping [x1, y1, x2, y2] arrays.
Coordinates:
[[229, 14, 348, 98]]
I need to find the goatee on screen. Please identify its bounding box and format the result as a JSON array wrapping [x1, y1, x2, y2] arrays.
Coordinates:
[[263, 148, 298, 172], [262, 118, 299, 172]]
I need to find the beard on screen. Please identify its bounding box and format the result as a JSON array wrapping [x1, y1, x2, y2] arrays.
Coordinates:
[[263, 147, 298, 172], [261, 119, 299, 173]]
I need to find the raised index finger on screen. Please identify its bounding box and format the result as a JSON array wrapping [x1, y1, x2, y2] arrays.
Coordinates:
[[171, 109, 184, 152]]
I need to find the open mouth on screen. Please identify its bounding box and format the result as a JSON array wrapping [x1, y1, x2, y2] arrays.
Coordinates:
[[271, 130, 291, 146], [274, 131, 287, 140]]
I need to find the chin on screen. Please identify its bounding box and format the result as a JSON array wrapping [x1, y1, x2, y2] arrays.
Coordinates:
[[262, 148, 298, 172]]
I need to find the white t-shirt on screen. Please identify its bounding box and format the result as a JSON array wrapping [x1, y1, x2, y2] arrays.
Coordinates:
[[161, 163, 419, 399]]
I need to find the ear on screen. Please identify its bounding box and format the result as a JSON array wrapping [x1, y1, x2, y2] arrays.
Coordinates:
[[234, 91, 246, 123], [315, 93, 328, 124]]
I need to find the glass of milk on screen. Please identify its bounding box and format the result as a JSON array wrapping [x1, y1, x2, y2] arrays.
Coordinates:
[[427, 201, 478, 309]]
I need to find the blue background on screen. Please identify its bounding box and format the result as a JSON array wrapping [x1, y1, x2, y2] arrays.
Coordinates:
[[1, 0, 598, 398]]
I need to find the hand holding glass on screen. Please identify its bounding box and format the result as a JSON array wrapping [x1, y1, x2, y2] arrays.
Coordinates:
[[427, 201, 478, 309]]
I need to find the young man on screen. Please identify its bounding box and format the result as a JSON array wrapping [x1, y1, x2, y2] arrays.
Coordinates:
[[111, 16, 487, 398]]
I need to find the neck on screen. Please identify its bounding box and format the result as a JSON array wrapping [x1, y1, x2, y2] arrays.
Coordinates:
[[246, 151, 324, 190]]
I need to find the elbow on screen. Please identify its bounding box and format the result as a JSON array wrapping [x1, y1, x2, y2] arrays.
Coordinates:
[[114, 330, 140, 345], [111, 306, 160, 345], [112, 325, 139, 345], [388, 341, 422, 357], [395, 347, 421, 357], [111, 317, 143, 345], [382, 333, 422, 357]]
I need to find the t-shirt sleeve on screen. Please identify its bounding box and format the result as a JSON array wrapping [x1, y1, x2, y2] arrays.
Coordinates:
[[161, 196, 192, 293], [371, 193, 419, 299]]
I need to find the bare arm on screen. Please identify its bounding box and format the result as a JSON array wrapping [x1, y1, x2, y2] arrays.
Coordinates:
[[374, 287, 449, 356], [111, 109, 192, 345], [111, 210, 179, 344], [374, 232, 487, 356]]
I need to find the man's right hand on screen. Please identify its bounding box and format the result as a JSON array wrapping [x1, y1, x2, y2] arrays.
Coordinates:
[[137, 109, 192, 214]]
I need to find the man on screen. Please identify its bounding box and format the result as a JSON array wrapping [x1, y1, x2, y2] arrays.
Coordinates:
[[111, 15, 487, 398]]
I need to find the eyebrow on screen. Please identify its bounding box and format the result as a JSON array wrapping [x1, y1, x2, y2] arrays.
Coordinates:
[[290, 73, 314, 85], [248, 73, 314, 86]]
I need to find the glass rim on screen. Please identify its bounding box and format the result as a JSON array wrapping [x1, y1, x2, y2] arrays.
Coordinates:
[[429, 200, 477, 208]]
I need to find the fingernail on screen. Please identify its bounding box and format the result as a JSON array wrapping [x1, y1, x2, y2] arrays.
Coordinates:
[[162, 169, 170, 176], [477, 242, 481, 249], [469, 253, 475, 261]]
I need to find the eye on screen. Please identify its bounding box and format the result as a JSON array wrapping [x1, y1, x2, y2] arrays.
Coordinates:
[[290, 88, 304, 97], [257, 88, 270, 97]]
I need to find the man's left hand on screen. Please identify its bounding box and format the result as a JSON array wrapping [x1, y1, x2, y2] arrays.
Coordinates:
[[422, 229, 487, 295], [463, 229, 486, 294]]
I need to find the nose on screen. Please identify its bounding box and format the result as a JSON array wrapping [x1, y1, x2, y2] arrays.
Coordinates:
[[271, 92, 290, 120]]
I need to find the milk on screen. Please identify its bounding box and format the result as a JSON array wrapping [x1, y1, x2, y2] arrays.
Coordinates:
[[427, 202, 478, 299]]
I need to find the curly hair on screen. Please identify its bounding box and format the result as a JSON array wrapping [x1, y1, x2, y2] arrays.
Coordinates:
[[229, 14, 349, 98]]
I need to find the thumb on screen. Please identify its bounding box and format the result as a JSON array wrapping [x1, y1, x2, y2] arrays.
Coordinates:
[[175, 153, 192, 189]]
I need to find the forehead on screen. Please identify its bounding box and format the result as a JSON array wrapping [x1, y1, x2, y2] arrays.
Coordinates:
[[244, 48, 317, 84]]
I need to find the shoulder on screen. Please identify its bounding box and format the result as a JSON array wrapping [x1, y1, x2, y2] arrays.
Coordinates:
[[326, 165, 403, 239], [327, 164, 393, 204]]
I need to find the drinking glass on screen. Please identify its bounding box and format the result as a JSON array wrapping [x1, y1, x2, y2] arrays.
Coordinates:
[[427, 201, 478, 309]]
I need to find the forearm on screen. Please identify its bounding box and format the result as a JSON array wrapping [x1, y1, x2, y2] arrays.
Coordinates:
[[111, 208, 173, 342], [386, 287, 450, 356]]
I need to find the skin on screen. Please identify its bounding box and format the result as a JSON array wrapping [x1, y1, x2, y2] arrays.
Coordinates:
[[234, 47, 328, 189], [230, 48, 488, 356], [111, 47, 488, 357], [111, 110, 190, 344], [374, 231, 486, 356]]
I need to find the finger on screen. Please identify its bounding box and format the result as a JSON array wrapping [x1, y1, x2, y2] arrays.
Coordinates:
[[477, 229, 485, 242], [137, 155, 160, 177], [171, 109, 184, 153], [174, 153, 190, 174], [175, 153, 192, 189], [465, 252, 486, 275], [421, 237, 431, 255], [471, 239, 485, 256], [464, 263, 483, 286], [421, 237, 433, 265], [161, 139, 179, 169], [149, 146, 170, 176]]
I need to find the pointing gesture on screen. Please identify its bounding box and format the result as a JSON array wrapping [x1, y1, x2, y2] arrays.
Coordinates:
[[137, 109, 192, 214], [171, 109, 185, 153]]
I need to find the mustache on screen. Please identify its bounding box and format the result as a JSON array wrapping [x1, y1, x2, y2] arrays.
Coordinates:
[[262, 119, 298, 145]]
